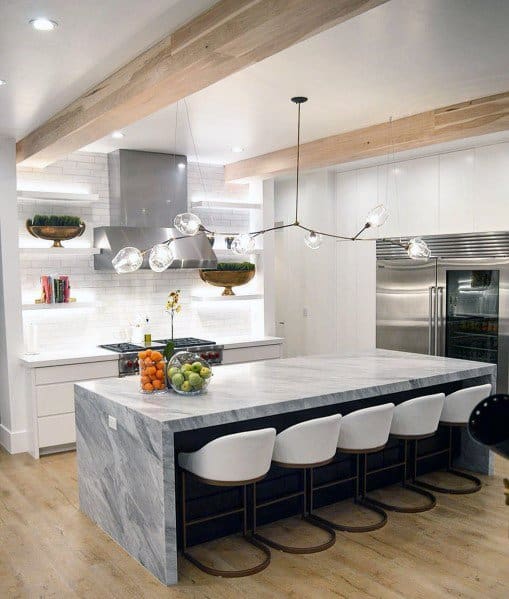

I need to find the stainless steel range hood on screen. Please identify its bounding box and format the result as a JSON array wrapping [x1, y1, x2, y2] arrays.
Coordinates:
[[94, 149, 217, 270]]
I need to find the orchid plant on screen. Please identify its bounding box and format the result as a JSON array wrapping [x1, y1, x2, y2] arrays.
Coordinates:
[[165, 289, 182, 341]]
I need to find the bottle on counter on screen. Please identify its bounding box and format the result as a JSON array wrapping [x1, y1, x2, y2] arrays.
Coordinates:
[[144, 317, 152, 346]]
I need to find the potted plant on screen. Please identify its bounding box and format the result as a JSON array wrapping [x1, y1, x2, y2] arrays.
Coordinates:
[[26, 215, 85, 248], [199, 262, 255, 296]]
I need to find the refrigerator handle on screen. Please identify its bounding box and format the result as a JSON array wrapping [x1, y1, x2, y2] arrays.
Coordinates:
[[438, 286, 445, 355], [428, 286, 435, 355]]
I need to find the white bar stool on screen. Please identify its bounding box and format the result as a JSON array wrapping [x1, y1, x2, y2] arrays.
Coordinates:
[[414, 384, 492, 494], [178, 428, 276, 578], [365, 393, 444, 513], [253, 414, 341, 554], [309, 403, 394, 533]]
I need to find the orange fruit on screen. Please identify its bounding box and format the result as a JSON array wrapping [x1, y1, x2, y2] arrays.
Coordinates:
[[156, 362, 164, 370], [156, 370, 164, 380], [144, 357, 153, 366], [138, 351, 147, 360], [141, 376, 150, 384], [152, 380, 162, 390], [146, 366, 156, 376], [145, 349, 152, 356], [151, 351, 163, 362], [143, 383, 154, 392]]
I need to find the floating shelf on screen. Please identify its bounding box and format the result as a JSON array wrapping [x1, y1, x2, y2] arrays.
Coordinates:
[[22, 302, 96, 311], [191, 293, 263, 302], [17, 190, 99, 205], [19, 247, 100, 256], [192, 200, 261, 210]]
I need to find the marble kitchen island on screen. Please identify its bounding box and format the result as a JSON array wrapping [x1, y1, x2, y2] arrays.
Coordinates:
[[75, 349, 496, 585]]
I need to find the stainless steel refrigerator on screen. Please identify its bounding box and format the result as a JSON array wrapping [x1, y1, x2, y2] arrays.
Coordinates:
[[376, 233, 509, 393]]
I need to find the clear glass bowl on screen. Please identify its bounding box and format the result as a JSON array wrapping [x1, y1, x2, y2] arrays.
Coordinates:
[[167, 351, 213, 395]]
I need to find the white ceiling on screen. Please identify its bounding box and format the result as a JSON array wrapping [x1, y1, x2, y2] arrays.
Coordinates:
[[0, 0, 217, 139], [83, 0, 509, 165], [2, 0, 509, 167]]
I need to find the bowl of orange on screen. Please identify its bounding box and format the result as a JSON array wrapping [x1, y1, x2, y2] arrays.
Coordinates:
[[138, 349, 167, 394]]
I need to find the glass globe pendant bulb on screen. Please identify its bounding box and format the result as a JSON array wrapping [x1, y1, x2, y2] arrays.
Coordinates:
[[365, 204, 389, 228], [304, 230, 323, 249], [174, 212, 201, 236], [407, 237, 431, 260], [149, 243, 175, 272], [231, 234, 255, 255], [112, 247, 143, 273]]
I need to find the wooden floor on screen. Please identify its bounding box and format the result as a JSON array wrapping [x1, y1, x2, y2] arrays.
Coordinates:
[[0, 448, 508, 599]]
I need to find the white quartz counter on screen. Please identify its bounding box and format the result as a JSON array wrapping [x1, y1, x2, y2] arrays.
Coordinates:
[[19, 336, 283, 368]]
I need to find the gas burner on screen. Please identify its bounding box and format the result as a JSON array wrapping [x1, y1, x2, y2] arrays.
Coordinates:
[[154, 337, 216, 348], [100, 343, 146, 353]]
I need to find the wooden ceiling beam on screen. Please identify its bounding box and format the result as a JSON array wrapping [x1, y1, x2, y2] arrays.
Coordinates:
[[16, 0, 388, 168], [224, 90, 509, 181]]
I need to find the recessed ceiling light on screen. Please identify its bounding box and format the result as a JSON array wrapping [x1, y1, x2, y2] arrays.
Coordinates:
[[231, 146, 244, 153], [111, 131, 124, 139], [177, 162, 186, 169], [29, 18, 58, 31], [0, 79, 6, 86]]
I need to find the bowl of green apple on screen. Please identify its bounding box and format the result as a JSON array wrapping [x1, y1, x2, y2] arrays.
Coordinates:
[[167, 351, 213, 395]]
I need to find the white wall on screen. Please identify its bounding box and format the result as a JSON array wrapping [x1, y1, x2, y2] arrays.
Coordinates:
[[0, 137, 27, 453], [273, 139, 509, 357], [17, 153, 264, 351]]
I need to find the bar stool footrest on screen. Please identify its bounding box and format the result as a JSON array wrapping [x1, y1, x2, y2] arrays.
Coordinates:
[[183, 534, 271, 578], [363, 483, 436, 513], [413, 468, 482, 495], [308, 498, 387, 533], [253, 515, 335, 554]]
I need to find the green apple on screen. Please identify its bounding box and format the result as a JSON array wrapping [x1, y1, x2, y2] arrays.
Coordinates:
[[181, 363, 192, 372], [181, 380, 192, 392], [188, 372, 203, 388], [191, 361, 203, 373], [183, 370, 192, 380], [168, 366, 179, 378], [200, 367, 211, 379], [171, 373, 184, 389]]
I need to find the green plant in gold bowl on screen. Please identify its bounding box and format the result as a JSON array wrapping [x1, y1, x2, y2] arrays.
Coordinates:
[[26, 215, 85, 248], [199, 262, 255, 296]]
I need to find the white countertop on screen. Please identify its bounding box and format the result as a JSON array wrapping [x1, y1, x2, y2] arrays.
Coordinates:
[[19, 336, 283, 368]]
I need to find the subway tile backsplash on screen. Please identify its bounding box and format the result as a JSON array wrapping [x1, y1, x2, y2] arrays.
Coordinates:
[[18, 152, 262, 350]]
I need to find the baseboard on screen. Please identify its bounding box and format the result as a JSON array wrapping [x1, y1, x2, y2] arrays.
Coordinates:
[[0, 423, 30, 454]]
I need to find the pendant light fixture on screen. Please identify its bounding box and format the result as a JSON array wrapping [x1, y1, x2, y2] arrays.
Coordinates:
[[113, 97, 429, 273]]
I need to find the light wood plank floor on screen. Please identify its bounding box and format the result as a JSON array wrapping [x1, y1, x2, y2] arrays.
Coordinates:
[[0, 448, 508, 599]]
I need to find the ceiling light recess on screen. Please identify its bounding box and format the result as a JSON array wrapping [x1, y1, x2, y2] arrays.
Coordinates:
[[231, 146, 244, 153], [30, 18, 58, 31], [0, 79, 6, 86], [111, 131, 124, 139]]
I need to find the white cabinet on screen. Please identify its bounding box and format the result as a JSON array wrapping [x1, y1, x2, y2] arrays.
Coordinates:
[[27, 360, 118, 456], [439, 150, 475, 234], [222, 343, 282, 365], [474, 143, 509, 232]]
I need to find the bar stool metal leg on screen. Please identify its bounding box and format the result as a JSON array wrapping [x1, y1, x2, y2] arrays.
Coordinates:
[[308, 453, 388, 533], [252, 468, 336, 554], [181, 470, 271, 578], [413, 426, 482, 495], [363, 439, 437, 513]]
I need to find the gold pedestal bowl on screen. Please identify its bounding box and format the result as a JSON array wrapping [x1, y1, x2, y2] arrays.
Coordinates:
[[26, 221, 86, 248], [199, 269, 255, 296]]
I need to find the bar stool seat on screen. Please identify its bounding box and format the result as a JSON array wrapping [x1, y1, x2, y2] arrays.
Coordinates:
[[413, 384, 492, 495], [309, 403, 395, 533], [365, 393, 444, 513], [253, 414, 341, 554], [179, 428, 276, 578]]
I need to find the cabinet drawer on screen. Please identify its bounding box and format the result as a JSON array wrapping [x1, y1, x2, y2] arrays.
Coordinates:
[[38, 413, 76, 448], [36, 382, 75, 417], [222, 344, 282, 365], [35, 361, 117, 385]]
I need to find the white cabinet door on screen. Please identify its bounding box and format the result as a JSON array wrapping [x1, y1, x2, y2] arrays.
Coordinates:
[[36, 382, 75, 417], [222, 344, 282, 365], [38, 413, 76, 448], [439, 150, 475, 234], [474, 143, 509, 232]]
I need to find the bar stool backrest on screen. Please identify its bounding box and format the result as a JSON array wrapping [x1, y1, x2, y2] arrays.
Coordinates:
[[441, 384, 493, 424], [272, 414, 342, 466], [338, 403, 394, 452], [178, 428, 276, 483], [390, 393, 445, 437]]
